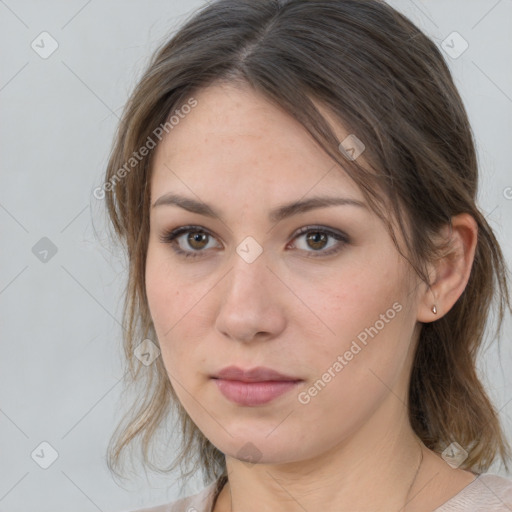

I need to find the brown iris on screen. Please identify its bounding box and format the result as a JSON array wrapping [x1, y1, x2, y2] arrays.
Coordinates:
[[187, 231, 209, 250], [305, 231, 328, 251]]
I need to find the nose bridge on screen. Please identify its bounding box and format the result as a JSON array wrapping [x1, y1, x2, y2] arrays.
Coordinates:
[[226, 242, 271, 305], [215, 242, 285, 342]]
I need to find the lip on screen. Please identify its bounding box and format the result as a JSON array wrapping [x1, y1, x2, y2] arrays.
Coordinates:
[[212, 365, 301, 382], [211, 366, 303, 406], [213, 379, 301, 406]]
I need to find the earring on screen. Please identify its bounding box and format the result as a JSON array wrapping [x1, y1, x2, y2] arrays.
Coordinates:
[[432, 305, 437, 314]]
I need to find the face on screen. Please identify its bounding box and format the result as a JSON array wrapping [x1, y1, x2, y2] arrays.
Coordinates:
[[146, 82, 422, 464]]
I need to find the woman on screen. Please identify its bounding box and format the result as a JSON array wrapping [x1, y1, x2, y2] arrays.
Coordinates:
[[103, 0, 512, 510]]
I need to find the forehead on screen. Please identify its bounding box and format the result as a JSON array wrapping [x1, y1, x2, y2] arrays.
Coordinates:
[[150, 82, 364, 202]]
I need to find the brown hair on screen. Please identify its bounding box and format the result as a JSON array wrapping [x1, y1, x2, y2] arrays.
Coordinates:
[[103, 0, 511, 485]]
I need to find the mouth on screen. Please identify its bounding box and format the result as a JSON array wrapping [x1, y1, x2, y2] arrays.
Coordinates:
[[212, 365, 302, 382], [211, 366, 303, 406], [212, 379, 302, 406]]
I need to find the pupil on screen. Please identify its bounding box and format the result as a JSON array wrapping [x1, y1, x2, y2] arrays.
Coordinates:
[[308, 232, 326, 249], [190, 232, 207, 248]]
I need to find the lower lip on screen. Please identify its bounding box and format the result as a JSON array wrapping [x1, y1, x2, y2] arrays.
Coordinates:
[[213, 379, 301, 406]]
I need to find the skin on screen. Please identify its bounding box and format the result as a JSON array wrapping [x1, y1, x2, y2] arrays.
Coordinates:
[[146, 82, 479, 511]]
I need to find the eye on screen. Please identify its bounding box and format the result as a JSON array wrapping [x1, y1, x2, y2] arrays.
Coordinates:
[[158, 226, 221, 259], [159, 225, 349, 259], [288, 225, 349, 258]]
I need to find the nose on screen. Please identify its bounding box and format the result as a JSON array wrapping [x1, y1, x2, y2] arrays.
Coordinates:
[[214, 250, 287, 344]]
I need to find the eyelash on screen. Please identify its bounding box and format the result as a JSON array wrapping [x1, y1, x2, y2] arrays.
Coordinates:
[[158, 225, 350, 260]]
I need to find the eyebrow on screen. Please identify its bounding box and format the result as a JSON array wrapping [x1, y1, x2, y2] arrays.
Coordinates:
[[152, 193, 366, 223]]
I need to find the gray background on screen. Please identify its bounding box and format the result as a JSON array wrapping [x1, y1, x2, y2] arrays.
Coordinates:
[[1, 1, 511, 511]]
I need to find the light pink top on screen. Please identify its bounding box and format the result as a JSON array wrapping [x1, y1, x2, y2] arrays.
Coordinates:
[[127, 472, 512, 511]]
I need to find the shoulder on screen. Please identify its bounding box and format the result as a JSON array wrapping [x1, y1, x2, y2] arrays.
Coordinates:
[[435, 472, 512, 511], [124, 477, 224, 512]]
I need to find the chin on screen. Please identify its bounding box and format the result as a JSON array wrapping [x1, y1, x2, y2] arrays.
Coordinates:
[[209, 429, 306, 465]]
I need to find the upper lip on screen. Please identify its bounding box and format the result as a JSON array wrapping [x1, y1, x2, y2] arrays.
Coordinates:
[[212, 366, 302, 382]]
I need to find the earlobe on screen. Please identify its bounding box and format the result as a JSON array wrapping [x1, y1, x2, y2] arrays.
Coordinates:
[[417, 292, 440, 323], [417, 213, 478, 323]]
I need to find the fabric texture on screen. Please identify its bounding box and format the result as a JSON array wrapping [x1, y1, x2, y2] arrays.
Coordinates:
[[433, 473, 512, 511], [126, 472, 512, 511]]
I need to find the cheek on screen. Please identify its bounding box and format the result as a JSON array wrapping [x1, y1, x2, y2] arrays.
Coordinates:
[[304, 254, 412, 374], [145, 239, 191, 326], [145, 263, 173, 330], [145, 248, 182, 348], [310, 262, 400, 334], [146, 274, 188, 386], [145, 247, 210, 378]]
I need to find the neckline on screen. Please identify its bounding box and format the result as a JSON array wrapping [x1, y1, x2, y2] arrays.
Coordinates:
[[433, 472, 482, 509], [209, 472, 484, 511]]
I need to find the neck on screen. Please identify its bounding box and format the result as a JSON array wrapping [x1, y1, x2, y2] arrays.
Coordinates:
[[216, 398, 427, 512]]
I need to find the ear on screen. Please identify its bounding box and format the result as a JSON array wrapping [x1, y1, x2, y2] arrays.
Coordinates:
[[417, 213, 478, 323]]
